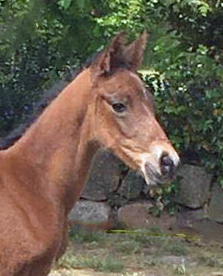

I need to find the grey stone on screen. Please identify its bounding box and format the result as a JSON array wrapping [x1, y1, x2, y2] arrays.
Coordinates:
[[176, 207, 207, 228], [192, 219, 223, 242], [117, 201, 153, 228], [118, 170, 145, 200], [117, 201, 174, 230], [68, 201, 111, 224], [81, 149, 123, 201], [176, 164, 212, 208], [209, 183, 223, 223]]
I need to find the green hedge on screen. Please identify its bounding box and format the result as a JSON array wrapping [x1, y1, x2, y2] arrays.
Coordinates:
[[141, 44, 223, 185], [0, 0, 223, 186]]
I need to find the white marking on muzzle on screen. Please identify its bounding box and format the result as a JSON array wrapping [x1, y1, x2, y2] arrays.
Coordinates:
[[151, 143, 180, 167], [140, 152, 160, 185], [120, 142, 180, 186], [140, 143, 180, 185]]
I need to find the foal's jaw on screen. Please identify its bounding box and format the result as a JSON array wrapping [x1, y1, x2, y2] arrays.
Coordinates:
[[118, 141, 180, 186], [111, 140, 180, 185]]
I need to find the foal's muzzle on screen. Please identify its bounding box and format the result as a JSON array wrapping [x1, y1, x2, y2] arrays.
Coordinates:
[[144, 152, 179, 185], [160, 153, 175, 180]]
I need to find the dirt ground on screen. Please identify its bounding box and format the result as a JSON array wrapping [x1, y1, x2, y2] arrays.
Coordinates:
[[50, 268, 223, 276], [48, 228, 223, 276], [49, 268, 110, 276]]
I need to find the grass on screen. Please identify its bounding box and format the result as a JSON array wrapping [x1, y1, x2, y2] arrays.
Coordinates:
[[122, 228, 188, 257], [161, 240, 188, 256], [58, 253, 124, 272], [196, 254, 223, 268], [115, 240, 141, 254], [54, 227, 223, 276], [69, 228, 106, 244]]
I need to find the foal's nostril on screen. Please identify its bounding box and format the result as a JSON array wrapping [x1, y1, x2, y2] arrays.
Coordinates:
[[160, 154, 174, 178]]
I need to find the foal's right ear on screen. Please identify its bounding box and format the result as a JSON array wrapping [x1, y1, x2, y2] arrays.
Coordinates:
[[90, 32, 126, 81], [123, 32, 148, 71]]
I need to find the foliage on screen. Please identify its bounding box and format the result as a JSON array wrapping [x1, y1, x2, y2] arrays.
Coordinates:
[[0, 0, 105, 135], [141, 0, 223, 185], [0, 0, 223, 187], [95, 0, 146, 38]]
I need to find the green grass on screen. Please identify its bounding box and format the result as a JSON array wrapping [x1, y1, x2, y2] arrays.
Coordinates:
[[120, 228, 188, 257], [53, 227, 223, 276], [58, 254, 124, 272], [69, 228, 106, 244], [196, 254, 223, 268], [115, 240, 141, 254], [159, 239, 188, 256]]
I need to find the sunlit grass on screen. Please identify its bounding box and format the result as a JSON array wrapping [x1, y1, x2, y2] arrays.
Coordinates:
[[58, 252, 123, 272], [52, 227, 223, 276]]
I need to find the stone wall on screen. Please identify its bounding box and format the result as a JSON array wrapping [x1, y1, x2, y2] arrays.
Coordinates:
[[69, 149, 223, 239], [69, 149, 147, 231]]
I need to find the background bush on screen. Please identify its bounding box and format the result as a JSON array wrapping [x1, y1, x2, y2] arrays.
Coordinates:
[[0, 0, 223, 185]]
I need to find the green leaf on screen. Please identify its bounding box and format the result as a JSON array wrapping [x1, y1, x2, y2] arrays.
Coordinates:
[[76, 0, 88, 12], [58, 0, 72, 10]]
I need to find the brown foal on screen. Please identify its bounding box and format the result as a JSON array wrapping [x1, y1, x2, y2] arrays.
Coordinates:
[[0, 32, 179, 275]]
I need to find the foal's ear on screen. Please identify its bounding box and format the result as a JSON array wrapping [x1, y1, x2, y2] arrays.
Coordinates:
[[91, 32, 126, 79], [91, 32, 148, 80], [123, 32, 148, 71]]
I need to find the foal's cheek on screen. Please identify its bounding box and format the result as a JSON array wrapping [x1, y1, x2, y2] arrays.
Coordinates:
[[111, 112, 138, 137], [94, 118, 116, 147]]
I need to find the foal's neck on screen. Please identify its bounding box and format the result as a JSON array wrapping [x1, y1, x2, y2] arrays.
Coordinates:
[[7, 68, 98, 213]]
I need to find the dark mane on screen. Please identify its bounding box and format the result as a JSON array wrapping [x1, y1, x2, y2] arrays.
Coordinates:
[[0, 52, 100, 150]]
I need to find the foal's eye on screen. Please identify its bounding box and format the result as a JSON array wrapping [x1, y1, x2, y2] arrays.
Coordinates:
[[112, 103, 127, 113]]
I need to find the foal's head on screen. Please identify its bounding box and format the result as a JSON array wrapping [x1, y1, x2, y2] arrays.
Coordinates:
[[89, 32, 179, 185]]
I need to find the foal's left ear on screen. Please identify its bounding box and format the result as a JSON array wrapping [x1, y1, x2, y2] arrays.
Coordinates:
[[91, 32, 148, 82], [123, 32, 148, 71], [91, 32, 126, 80]]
